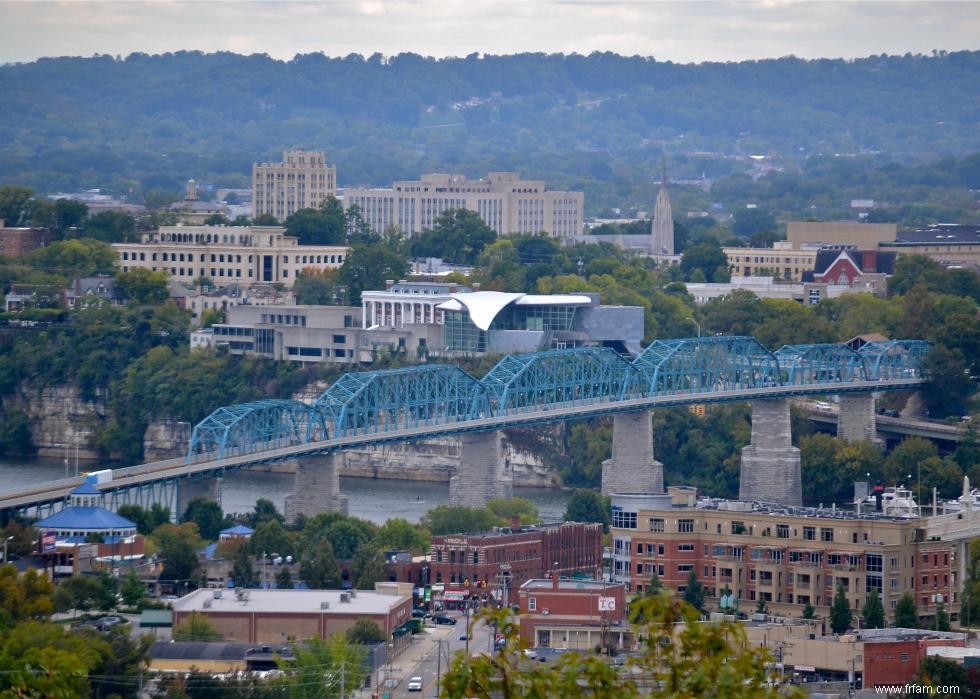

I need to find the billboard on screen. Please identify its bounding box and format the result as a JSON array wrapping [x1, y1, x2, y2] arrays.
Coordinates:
[[41, 531, 56, 553], [598, 596, 616, 611]]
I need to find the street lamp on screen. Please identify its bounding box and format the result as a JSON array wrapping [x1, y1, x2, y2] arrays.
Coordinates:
[[686, 317, 702, 338]]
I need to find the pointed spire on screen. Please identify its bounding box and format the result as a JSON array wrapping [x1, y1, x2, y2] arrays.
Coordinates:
[[661, 152, 668, 189]]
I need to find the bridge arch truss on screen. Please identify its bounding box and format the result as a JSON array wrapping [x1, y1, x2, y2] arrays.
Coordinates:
[[187, 399, 328, 460], [775, 343, 868, 385]]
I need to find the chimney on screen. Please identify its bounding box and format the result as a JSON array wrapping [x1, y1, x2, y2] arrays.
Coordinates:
[[385, 279, 394, 289], [473, 282, 481, 291]]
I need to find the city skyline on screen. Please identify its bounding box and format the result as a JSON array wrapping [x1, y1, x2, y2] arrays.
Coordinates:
[[0, 1, 977, 65]]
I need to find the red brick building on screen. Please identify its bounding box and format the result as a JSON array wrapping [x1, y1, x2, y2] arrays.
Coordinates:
[[0, 224, 47, 258], [517, 578, 630, 651], [429, 521, 602, 607]]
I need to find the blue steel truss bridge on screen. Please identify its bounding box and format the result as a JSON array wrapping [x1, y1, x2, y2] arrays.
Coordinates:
[[0, 337, 929, 519]]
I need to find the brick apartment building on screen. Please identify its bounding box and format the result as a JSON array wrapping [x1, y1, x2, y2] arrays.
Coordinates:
[[610, 490, 960, 626], [429, 521, 603, 607], [517, 578, 630, 651]]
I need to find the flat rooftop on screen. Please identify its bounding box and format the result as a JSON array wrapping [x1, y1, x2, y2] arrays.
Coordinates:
[[173, 588, 408, 616], [521, 578, 620, 592]]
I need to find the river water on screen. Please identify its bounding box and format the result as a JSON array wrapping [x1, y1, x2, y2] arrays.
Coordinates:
[[0, 458, 572, 525]]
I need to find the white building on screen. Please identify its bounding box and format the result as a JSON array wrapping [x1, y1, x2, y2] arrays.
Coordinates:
[[113, 225, 348, 287], [361, 280, 470, 330], [252, 150, 337, 222], [684, 277, 854, 305], [344, 172, 583, 242]]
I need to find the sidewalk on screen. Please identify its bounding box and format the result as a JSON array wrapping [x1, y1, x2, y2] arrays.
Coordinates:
[[355, 624, 448, 698]]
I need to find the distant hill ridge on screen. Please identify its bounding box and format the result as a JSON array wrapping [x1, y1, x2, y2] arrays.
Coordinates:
[[0, 50, 977, 196]]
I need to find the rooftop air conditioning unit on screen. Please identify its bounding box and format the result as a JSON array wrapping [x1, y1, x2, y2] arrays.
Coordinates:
[[340, 593, 350, 603], [320, 601, 330, 609], [213, 590, 223, 599], [203, 599, 212, 609]]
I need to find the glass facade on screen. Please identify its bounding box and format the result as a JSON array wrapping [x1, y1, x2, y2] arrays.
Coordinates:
[[443, 304, 579, 352]]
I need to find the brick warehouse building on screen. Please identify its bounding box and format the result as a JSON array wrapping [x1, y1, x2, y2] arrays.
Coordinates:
[[171, 582, 413, 645], [610, 489, 962, 626], [429, 521, 603, 607]]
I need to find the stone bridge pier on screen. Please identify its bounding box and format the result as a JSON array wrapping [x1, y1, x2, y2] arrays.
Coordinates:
[[176, 475, 222, 519], [837, 393, 882, 445], [739, 398, 801, 506], [601, 410, 663, 496], [284, 453, 350, 524], [449, 431, 513, 508]]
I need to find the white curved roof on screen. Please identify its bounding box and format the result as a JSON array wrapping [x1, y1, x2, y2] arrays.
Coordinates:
[[435, 292, 592, 331]]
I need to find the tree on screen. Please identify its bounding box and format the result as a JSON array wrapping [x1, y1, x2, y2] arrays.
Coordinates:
[[172, 611, 223, 641], [419, 505, 501, 536], [921, 344, 972, 418], [894, 592, 919, 628], [440, 598, 803, 699], [230, 540, 258, 588], [961, 539, 980, 628], [252, 213, 278, 225], [802, 602, 815, 620], [293, 268, 344, 305], [0, 620, 111, 698], [83, 210, 136, 242], [283, 197, 346, 245], [917, 656, 968, 692], [182, 497, 224, 540], [120, 569, 145, 608], [830, 585, 852, 634], [275, 566, 293, 590], [346, 618, 385, 645], [862, 588, 885, 629], [732, 208, 778, 238], [116, 267, 170, 304], [300, 541, 342, 589], [49, 198, 90, 239], [339, 234, 409, 305], [153, 522, 203, 587], [202, 213, 230, 226], [486, 497, 539, 525], [374, 518, 429, 553], [350, 543, 386, 590], [0, 185, 37, 226], [323, 518, 376, 560], [0, 564, 54, 625], [563, 489, 611, 529], [411, 208, 496, 264], [935, 602, 951, 632], [199, 308, 223, 327], [249, 498, 285, 527], [117, 503, 170, 535], [277, 633, 368, 699], [680, 241, 728, 282], [27, 238, 117, 278], [683, 569, 705, 613], [250, 519, 293, 559]]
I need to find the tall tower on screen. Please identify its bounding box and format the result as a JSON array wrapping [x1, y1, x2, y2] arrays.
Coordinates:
[[650, 154, 675, 255]]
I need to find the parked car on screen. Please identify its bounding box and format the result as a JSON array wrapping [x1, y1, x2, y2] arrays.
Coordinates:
[[522, 649, 538, 659], [407, 676, 423, 692], [434, 615, 457, 625], [94, 616, 124, 630], [411, 609, 427, 619]]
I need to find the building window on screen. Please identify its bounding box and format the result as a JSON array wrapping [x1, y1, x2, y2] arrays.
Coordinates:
[[803, 526, 816, 541], [612, 510, 637, 529], [332, 335, 346, 344], [678, 519, 694, 533], [649, 518, 665, 532], [866, 554, 883, 573], [528, 597, 536, 611], [821, 528, 834, 542], [677, 544, 695, 552]]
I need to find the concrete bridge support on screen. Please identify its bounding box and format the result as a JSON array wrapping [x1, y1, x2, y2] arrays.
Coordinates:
[[449, 431, 513, 508], [176, 475, 221, 519], [601, 410, 663, 496], [284, 453, 350, 524], [739, 399, 801, 506], [837, 393, 882, 445]]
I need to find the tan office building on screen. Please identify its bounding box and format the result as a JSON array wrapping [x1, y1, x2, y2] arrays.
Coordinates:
[[113, 225, 348, 287], [252, 150, 337, 222], [724, 241, 819, 281], [786, 221, 897, 251], [344, 172, 583, 242]]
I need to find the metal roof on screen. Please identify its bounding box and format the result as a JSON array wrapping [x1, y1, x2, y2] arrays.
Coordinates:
[[36, 506, 137, 531]]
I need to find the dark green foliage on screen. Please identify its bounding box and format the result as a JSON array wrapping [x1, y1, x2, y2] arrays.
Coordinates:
[[419, 505, 501, 536], [117, 503, 170, 535], [182, 497, 224, 541], [411, 208, 497, 264], [0, 409, 34, 456], [562, 489, 611, 529], [120, 569, 145, 608], [917, 656, 968, 691], [115, 268, 169, 304], [275, 566, 293, 590], [682, 569, 704, 612], [346, 618, 386, 644], [350, 543, 386, 590], [894, 592, 919, 628], [731, 208, 777, 238], [300, 541, 342, 589], [283, 197, 346, 245], [801, 603, 815, 620], [230, 542, 258, 588], [935, 602, 951, 631], [830, 585, 852, 634], [862, 588, 885, 629], [249, 519, 293, 559], [680, 241, 729, 282], [339, 233, 410, 305]]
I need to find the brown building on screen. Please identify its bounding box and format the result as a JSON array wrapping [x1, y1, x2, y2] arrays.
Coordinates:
[[786, 221, 897, 251], [429, 521, 603, 607], [517, 578, 631, 651], [610, 490, 965, 626], [0, 222, 47, 258], [171, 582, 414, 646]]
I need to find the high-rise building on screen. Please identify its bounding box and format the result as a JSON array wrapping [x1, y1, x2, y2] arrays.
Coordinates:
[[344, 172, 583, 242], [650, 156, 675, 255], [252, 150, 337, 222]]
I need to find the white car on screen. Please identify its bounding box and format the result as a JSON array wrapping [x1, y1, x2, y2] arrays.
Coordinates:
[[407, 676, 423, 692], [522, 649, 538, 659]]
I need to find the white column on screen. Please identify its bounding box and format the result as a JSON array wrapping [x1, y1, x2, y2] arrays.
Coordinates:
[[362, 303, 367, 329]]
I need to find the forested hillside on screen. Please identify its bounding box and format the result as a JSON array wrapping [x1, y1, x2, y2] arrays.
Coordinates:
[[1, 50, 978, 210]]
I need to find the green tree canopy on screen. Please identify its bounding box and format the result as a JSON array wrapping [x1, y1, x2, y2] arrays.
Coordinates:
[[172, 611, 223, 642], [115, 267, 170, 304], [894, 591, 919, 628], [830, 585, 852, 634], [181, 497, 224, 540], [153, 522, 203, 585], [419, 505, 500, 536], [345, 618, 386, 645], [862, 588, 885, 629], [283, 197, 347, 245], [682, 569, 705, 612], [411, 208, 497, 265], [563, 489, 611, 529], [300, 541, 342, 589]]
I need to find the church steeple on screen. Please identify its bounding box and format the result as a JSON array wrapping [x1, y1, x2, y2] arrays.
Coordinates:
[[651, 154, 675, 256]]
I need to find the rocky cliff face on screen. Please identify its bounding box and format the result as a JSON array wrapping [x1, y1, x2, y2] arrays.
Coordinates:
[[143, 420, 192, 462], [12, 384, 106, 461]]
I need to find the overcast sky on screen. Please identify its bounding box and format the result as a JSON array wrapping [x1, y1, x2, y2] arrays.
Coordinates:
[[0, 1, 977, 65]]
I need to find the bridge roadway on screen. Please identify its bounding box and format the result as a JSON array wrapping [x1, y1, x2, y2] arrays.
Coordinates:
[[0, 377, 922, 515], [799, 401, 966, 443]]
